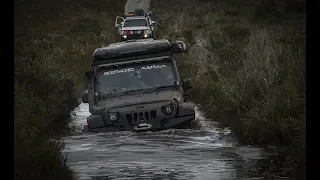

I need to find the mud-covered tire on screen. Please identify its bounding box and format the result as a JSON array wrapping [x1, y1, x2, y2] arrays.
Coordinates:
[[82, 125, 89, 133], [151, 31, 156, 39]]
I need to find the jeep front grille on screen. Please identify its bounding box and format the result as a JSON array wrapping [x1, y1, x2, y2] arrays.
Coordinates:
[[126, 110, 157, 125], [133, 30, 143, 34]]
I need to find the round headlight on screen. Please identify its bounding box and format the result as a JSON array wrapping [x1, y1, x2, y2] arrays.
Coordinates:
[[144, 30, 150, 34], [162, 104, 174, 115], [108, 112, 119, 122]]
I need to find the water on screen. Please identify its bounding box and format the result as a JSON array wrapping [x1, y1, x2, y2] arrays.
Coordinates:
[[62, 103, 288, 180]]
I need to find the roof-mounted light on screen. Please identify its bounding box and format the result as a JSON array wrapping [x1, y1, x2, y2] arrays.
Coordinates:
[[127, 12, 134, 17]]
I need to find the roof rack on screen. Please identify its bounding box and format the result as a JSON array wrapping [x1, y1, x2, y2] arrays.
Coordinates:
[[93, 39, 171, 61], [91, 39, 187, 65]]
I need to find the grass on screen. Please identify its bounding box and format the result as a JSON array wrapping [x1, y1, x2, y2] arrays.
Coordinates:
[[14, 0, 126, 179], [151, 0, 305, 179]]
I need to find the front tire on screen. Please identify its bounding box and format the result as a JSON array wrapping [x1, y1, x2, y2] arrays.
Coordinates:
[[152, 31, 156, 39], [83, 124, 89, 133], [173, 120, 192, 129]]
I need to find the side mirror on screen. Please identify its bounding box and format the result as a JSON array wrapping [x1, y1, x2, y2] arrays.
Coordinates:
[[175, 41, 187, 52], [151, 20, 156, 25], [183, 92, 189, 101], [82, 91, 88, 103], [115, 16, 125, 27], [171, 41, 187, 53], [115, 24, 120, 28], [182, 78, 192, 90]]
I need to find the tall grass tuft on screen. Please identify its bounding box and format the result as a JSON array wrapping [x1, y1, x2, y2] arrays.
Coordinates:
[[151, 0, 305, 178], [14, 0, 126, 179]]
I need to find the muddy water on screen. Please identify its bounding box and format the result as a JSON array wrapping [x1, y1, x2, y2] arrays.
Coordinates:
[[62, 103, 288, 180]]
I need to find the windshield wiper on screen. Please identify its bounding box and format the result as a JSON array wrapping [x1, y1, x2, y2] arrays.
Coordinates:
[[100, 88, 149, 99], [144, 85, 177, 93]]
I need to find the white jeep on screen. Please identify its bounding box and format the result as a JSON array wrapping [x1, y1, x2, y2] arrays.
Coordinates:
[[115, 9, 156, 41]]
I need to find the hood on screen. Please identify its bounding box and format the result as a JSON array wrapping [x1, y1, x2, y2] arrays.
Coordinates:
[[91, 90, 184, 113], [121, 26, 149, 31]]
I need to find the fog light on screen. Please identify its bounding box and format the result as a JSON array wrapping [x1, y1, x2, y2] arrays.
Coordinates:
[[123, 35, 127, 39], [108, 112, 119, 122], [144, 34, 148, 38], [162, 104, 174, 115]]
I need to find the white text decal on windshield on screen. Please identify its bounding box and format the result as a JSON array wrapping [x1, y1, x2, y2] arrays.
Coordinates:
[[103, 65, 167, 76], [141, 64, 166, 70], [104, 68, 134, 75]]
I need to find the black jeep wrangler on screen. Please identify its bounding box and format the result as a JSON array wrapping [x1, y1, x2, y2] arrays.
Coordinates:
[[82, 39, 195, 132]]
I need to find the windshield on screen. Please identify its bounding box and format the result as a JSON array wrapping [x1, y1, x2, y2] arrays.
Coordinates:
[[123, 19, 148, 27], [95, 61, 177, 97]]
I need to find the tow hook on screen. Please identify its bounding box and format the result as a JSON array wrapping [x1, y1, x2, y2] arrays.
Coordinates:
[[134, 123, 152, 131]]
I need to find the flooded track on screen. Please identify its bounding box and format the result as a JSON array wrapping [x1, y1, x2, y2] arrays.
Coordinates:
[[62, 103, 288, 180], [62, 1, 290, 179]]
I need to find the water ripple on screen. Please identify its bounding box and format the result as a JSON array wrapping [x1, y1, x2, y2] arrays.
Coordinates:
[[63, 103, 287, 180]]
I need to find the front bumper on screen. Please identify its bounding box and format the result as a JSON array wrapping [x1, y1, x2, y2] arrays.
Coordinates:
[[87, 114, 195, 133], [121, 34, 151, 41]]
